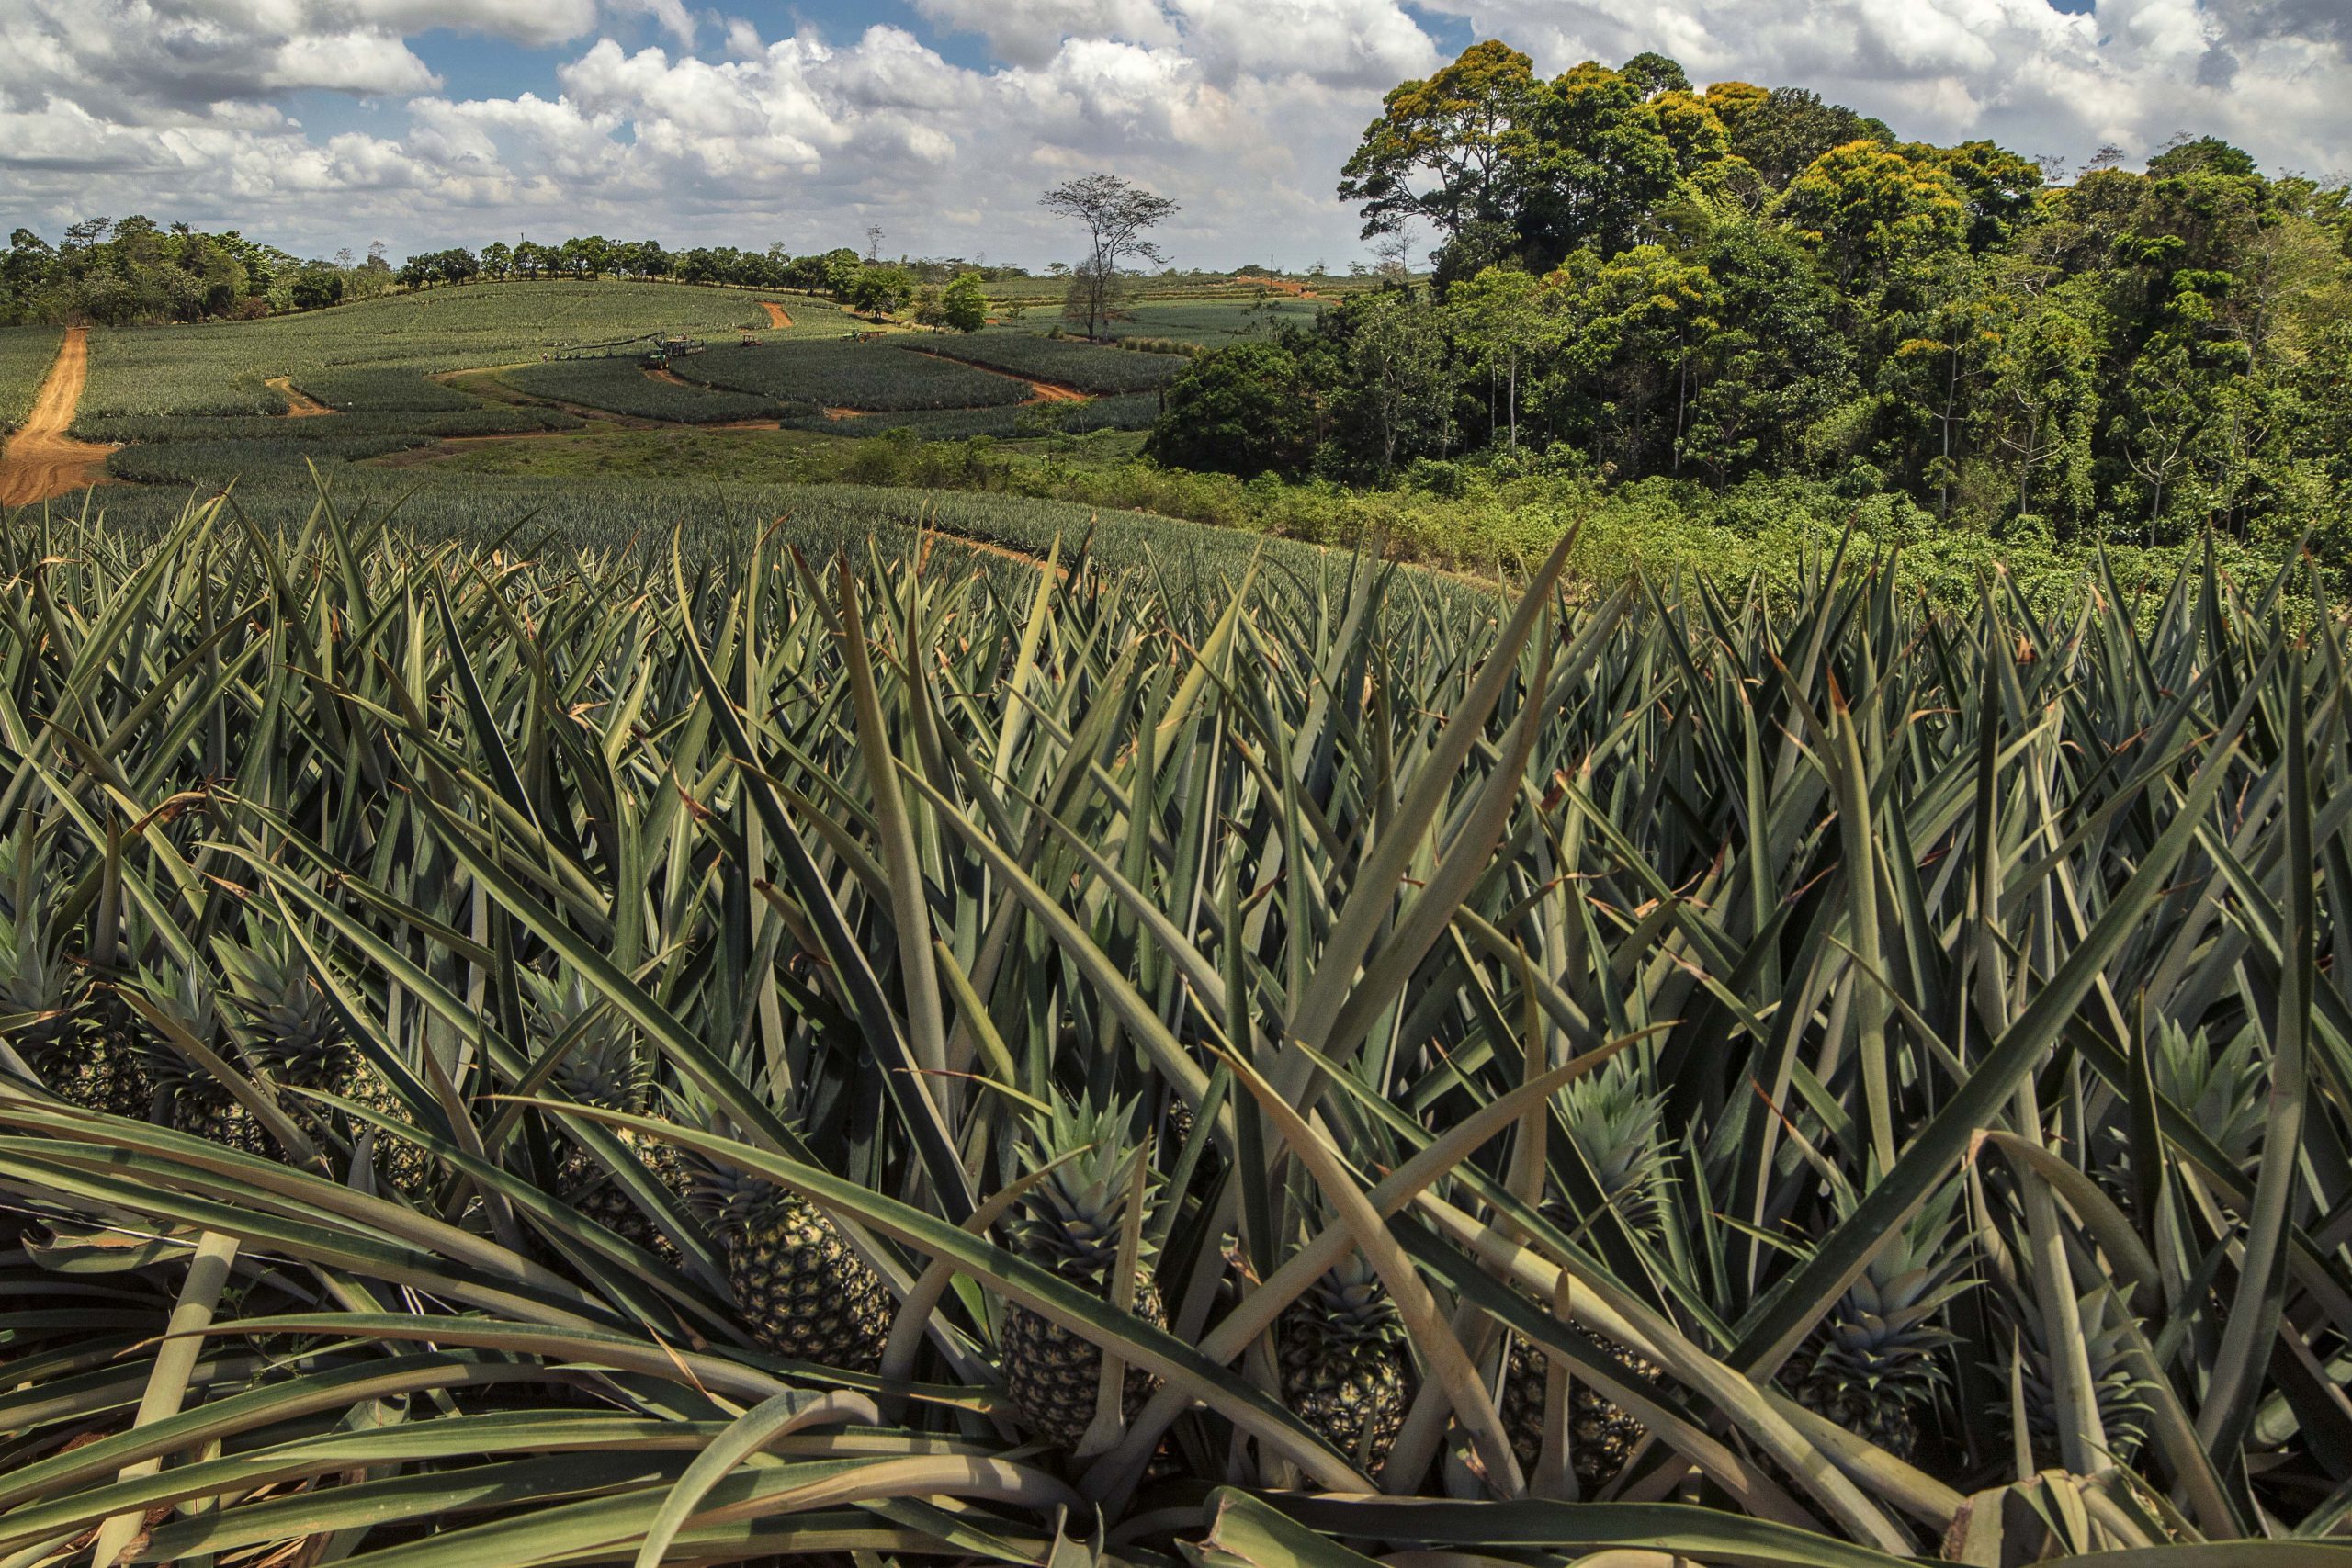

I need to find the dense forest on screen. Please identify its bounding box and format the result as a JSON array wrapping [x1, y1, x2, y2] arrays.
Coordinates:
[[1148, 43, 2352, 554]]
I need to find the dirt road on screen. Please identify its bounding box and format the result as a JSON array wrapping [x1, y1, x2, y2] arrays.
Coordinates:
[[0, 329, 115, 508], [760, 302, 793, 328]]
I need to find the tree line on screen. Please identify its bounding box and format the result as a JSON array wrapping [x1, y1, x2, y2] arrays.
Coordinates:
[[0, 218, 379, 326], [1148, 42, 2352, 554], [0, 221, 1030, 329]]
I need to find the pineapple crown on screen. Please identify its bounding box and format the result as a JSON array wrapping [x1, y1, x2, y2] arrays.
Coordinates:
[[128, 958, 222, 1079], [0, 908, 93, 1057], [1557, 1055, 1668, 1235], [1807, 1182, 1973, 1395], [0, 908, 78, 1013], [1287, 1248, 1406, 1352], [1004, 1096, 1159, 1287], [1997, 1286, 2153, 1461], [2151, 1020, 2267, 1170], [214, 928, 349, 1076], [523, 965, 648, 1112]]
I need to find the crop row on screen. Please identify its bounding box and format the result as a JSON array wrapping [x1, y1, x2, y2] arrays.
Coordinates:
[[75, 281, 829, 420], [897, 331, 1187, 393], [0, 324, 62, 433], [677, 340, 1029, 411], [501, 357, 786, 423]]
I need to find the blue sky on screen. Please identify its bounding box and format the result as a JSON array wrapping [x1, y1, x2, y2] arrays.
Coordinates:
[[1, 0, 2343, 268]]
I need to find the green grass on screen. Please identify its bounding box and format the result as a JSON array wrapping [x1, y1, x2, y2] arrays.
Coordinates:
[[0, 323, 62, 433], [807, 391, 1162, 440], [897, 332, 1189, 392], [502, 357, 786, 423], [677, 339, 1029, 411]]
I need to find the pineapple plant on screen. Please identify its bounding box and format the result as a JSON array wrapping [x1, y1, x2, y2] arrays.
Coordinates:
[[1278, 1248, 1413, 1472], [1792, 1187, 1972, 1463], [1501, 1055, 1668, 1493], [0, 909, 152, 1120], [694, 1159, 892, 1371], [997, 1098, 1165, 1449]]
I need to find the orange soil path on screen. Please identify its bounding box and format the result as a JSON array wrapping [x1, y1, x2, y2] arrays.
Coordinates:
[[760, 302, 794, 328], [268, 377, 335, 417], [0, 329, 115, 508]]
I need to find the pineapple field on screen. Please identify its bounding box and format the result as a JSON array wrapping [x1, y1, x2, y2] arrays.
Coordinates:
[[0, 485, 2346, 1568]]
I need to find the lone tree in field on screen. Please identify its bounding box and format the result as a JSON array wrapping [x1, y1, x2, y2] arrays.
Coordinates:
[[1041, 173, 1178, 340]]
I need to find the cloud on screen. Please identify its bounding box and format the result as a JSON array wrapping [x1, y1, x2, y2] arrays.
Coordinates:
[[1, 0, 2345, 268], [1428, 0, 2352, 174], [909, 0, 1176, 69]]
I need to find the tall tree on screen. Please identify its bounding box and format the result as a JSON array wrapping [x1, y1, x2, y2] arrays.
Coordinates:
[[1040, 173, 1180, 340], [1339, 40, 1538, 255]]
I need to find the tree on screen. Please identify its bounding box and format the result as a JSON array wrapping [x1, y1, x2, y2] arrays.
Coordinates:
[[1340, 40, 1539, 251], [1040, 173, 1179, 340], [1619, 51, 1690, 99], [1448, 265, 1554, 448], [1727, 87, 1888, 189], [942, 273, 989, 333], [1335, 288, 1453, 479], [1774, 141, 1967, 291], [1510, 62, 1719, 267], [1147, 339, 1326, 476], [851, 265, 914, 317]]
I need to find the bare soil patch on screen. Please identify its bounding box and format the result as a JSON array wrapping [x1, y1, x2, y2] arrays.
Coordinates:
[[0, 329, 116, 508], [918, 527, 1069, 581], [268, 377, 335, 417], [760, 302, 794, 329]]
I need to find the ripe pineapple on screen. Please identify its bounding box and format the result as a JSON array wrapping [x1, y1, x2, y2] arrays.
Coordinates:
[[1502, 1325, 1663, 1492], [695, 1162, 891, 1371], [525, 967, 694, 1257], [1501, 1055, 1668, 1492], [1279, 1250, 1412, 1472], [1793, 1187, 1970, 1462], [997, 1098, 1164, 1449], [0, 911, 151, 1119], [214, 933, 431, 1196]]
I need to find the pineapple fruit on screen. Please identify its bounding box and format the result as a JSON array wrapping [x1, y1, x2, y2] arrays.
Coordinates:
[[997, 1098, 1164, 1449], [0, 911, 151, 1119], [207, 933, 431, 1196], [1792, 1187, 1970, 1462], [525, 967, 694, 1257], [1500, 1055, 1668, 1493], [1278, 1249, 1412, 1472], [695, 1163, 892, 1371]]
